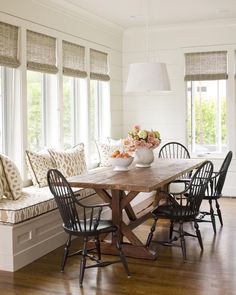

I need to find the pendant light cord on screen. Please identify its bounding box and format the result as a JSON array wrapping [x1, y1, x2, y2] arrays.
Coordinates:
[[145, 0, 150, 62]]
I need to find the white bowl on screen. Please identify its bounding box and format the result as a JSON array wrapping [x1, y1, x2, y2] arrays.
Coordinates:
[[110, 157, 134, 171]]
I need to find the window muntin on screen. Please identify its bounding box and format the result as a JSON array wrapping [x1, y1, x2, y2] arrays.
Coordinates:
[[187, 80, 227, 154]]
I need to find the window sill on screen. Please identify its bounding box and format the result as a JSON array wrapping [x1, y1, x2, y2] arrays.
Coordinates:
[[190, 152, 227, 160]]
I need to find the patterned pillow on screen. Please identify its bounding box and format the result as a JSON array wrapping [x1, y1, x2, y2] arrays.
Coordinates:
[[26, 150, 56, 187], [0, 154, 23, 200], [96, 141, 121, 167], [48, 143, 87, 178]]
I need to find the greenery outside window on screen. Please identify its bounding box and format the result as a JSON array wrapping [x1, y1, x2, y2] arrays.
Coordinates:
[[27, 70, 46, 151], [63, 76, 87, 149], [187, 80, 227, 154]]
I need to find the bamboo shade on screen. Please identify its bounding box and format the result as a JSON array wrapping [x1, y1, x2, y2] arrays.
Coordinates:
[[0, 21, 20, 68], [185, 51, 228, 81], [90, 49, 110, 81], [27, 30, 58, 74]]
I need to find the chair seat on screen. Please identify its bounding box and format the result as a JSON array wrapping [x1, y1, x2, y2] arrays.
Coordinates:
[[152, 204, 196, 221], [64, 219, 117, 236]]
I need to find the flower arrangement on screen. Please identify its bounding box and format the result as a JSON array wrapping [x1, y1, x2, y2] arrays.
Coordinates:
[[123, 125, 161, 152]]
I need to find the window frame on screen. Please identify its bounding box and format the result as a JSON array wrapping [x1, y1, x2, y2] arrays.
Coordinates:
[[186, 79, 228, 156]]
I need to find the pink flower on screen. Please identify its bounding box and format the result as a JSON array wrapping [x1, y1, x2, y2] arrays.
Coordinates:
[[122, 125, 161, 151], [133, 125, 140, 135]]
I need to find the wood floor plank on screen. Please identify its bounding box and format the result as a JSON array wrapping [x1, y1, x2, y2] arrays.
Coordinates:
[[0, 198, 236, 295]]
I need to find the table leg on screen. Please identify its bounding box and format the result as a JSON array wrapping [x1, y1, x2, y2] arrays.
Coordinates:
[[93, 188, 157, 260]]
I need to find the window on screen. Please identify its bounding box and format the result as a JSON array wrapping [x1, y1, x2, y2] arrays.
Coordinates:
[[185, 51, 228, 154], [89, 80, 110, 160], [62, 40, 87, 149], [26, 30, 58, 151], [63, 76, 87, 149], [187, 80, 227, 153], [0, 67, 5, 152], [0, 21, 20, 155], [89, 49, 111, 161], [27, 71, 45, 151]]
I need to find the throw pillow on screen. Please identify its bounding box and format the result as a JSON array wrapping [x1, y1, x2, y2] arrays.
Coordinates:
[[96, 141, 121, 167], [0, 154, 23, 200], [26, 150, 56, 187], [48, 143, 87, 178]]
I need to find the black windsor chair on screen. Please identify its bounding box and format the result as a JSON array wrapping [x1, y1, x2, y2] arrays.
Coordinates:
[[197, 151, 233, 233], [146, 160, 213, 261], [47, 169, 130, 287]]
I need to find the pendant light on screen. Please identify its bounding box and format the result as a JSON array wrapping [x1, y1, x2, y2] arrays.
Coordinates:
[[126, 0, 171, 92]]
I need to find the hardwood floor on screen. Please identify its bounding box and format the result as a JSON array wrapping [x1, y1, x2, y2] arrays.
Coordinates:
[[1, 198, 236, 295]]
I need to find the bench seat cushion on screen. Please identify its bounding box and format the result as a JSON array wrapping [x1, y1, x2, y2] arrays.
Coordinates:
[[0, 186, 96, 224]]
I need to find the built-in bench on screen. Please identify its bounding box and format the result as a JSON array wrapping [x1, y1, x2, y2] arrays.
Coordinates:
[[0, 183, 155, 272], [0, 185, 103, 272]]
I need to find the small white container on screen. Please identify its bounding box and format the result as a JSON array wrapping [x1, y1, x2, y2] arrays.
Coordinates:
[[110, 157, 134, 171]]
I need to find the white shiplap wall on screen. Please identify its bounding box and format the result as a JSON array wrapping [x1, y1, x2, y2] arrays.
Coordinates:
[[123, 21, 236, 196]]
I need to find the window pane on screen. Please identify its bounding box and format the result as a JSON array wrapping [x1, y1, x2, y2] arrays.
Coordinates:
[[187, 80, 227, 154], [0, 68, 3, 152], [63, 76, 74, 149], [27, 70, 43, 151], [89, 80, 110, 162], [89, 80, 99, 159]]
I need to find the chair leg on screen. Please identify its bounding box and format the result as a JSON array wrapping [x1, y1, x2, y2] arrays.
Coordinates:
[[146, 216, 158, 247], [209, 199, 216, 234], [169, 220, 174, 240], [61, 234, 71, 272], [215, 199, 223, 226], [79, 237, 88, 287], [95, 236, 101, 260], [179, 222, 187, 261], [115, 231, 130, 277], [194, 220, 203, 250]]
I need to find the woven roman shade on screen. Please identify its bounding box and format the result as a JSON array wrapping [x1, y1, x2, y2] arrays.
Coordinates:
[[0, 21, 20, 68], [185, 51, 228, 81], [62, 40, 87, 78], [27, 30, 58, 74], [90, 49, 110, 81]]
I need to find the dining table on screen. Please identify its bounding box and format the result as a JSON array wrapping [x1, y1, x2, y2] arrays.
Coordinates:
[[68, 158, 205, 260]]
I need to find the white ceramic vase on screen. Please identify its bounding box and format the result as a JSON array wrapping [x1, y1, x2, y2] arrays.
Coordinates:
[[135, 147, 154, 168]]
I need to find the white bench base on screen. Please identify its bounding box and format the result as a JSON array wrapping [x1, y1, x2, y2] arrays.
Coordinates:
[[0, 209, 66, 272]]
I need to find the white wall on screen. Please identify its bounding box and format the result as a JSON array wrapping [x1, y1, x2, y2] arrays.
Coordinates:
[[123, 20, 236, 196], [0, 0, 124, 139]]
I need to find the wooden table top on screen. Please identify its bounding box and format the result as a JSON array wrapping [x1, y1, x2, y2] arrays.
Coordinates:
[[68, 158, 205, 192]]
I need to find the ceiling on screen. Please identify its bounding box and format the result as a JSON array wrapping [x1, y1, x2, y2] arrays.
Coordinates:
[[38, 0, 236, 29]]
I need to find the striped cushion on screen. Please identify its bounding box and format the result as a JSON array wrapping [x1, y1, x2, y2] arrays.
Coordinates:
[[0, 186, 96, 224]]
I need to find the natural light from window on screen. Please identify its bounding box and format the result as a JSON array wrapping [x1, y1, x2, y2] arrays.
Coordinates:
[[187, 80, 227, 154]]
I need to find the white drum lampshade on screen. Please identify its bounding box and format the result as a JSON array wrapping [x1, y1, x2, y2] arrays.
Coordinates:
[[126, 62, 171, 92]]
